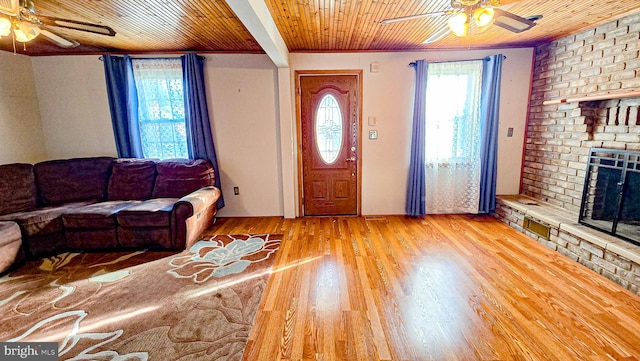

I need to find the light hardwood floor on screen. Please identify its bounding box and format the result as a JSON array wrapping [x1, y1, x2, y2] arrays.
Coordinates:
[[208, 214, 640, 361]]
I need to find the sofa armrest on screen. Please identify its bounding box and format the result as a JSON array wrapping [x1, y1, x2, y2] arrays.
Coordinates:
[[173, 186, 221, 250], [174, 186, 221, 218]]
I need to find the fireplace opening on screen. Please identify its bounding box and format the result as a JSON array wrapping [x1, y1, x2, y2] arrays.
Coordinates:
[[579, 148, 640, 246]]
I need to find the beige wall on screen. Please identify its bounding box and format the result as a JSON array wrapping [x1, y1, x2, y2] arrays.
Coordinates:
[[202, 54, 283, 217], [0, 51, 47, 164], [290, 48, 534, 215], [21, 49, 532, 217], [31, 56, 117, 159]]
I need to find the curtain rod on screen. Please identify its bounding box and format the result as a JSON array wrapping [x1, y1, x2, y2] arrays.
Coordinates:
[[409, 54, 506, 67], [98, 54, 206, 61]]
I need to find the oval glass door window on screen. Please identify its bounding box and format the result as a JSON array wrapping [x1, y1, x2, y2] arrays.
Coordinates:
[[315, 94, 343, 164]]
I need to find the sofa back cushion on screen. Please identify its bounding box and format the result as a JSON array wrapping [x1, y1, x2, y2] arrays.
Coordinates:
[[152, 159, 214, 198], [0, 163, 38, 215], [108, 158, 157, 201], [34, 157, 114, 206]]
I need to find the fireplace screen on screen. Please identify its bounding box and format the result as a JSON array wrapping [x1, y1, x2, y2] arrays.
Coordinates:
[[579, 148, 640, 246]]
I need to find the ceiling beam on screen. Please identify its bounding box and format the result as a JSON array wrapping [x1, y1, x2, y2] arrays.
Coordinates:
[[226, 0, 289, 68]]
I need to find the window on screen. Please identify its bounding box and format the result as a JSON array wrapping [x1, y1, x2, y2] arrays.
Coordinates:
[[406, 55, 502, 216], [315, 94, 343, 164], [424, 60, 484, 214], [132, 58, 188, 159], [424, 61, 483, 163]]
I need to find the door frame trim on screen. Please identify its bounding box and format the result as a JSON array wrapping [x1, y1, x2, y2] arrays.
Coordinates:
[[295, 70, 363, 217]]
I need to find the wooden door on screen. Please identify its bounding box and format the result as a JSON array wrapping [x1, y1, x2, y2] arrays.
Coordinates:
[[299, 74, 360, 216]]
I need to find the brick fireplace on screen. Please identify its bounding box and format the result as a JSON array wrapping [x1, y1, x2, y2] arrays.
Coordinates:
[[579, 147, 640, 246], [523, 12, 640, 215], [494, 12, 640, 295]]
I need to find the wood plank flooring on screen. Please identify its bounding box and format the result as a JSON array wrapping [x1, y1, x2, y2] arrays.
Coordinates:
[[208, 214, 640, 361]]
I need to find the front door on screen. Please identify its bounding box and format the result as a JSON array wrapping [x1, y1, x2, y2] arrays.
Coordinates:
[[299, 74, 360, 216]]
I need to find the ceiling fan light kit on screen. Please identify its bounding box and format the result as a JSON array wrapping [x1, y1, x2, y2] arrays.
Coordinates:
[[473, 7, 495, 27], [447, 5, 497, 37], [14, 19, 39, 42], [0, 16, 10, 36], [448, 12, 469, 37]]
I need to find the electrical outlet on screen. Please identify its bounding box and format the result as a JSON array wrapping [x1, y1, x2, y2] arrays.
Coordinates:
[[233, 187, 239, 195]]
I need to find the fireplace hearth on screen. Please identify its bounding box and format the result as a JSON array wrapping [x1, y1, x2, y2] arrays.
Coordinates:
[[580, 148, 640, 246]]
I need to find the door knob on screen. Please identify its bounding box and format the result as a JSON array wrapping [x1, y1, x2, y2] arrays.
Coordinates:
[[346, 156, 356, 162]]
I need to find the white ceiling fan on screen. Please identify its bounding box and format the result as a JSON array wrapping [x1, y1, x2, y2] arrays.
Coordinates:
[[381, 0, 542, 43], [0, 0, 115, 49]]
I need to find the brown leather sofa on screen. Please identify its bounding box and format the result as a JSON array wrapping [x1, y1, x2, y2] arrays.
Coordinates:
[[0, 157, 221, 270]]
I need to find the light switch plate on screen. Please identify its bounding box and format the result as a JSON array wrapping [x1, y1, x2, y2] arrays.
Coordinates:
[[368, 116, 377, 126], [369, 130, 378, 140]]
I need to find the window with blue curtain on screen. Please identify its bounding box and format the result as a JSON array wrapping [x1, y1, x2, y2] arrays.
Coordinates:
[[405, 55, 503, 216], [103, 53, 225, 209], [131, 58, 188, 159], [424, 60, 483, 214]]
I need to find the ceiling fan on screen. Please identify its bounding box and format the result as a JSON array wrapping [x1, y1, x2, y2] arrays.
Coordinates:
[[0, 0, 115, 49], [380, 0, 542, 43]]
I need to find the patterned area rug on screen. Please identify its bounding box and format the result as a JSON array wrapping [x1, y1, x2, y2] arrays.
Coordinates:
[[0, 234, 281, 360]]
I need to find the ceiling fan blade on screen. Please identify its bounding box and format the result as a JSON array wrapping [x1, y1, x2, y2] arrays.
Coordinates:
[[40, 28, 80, 48], [492, 8, 538, 33], [422, 25, 450, 44], [0, 0, 19, 16], [494, 0, 520, 5], [38, 15, 116, 36], [380, 10, 453, 25]]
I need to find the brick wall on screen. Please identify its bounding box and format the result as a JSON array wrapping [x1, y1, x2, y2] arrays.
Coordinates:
[[523, 12, 640, 213]]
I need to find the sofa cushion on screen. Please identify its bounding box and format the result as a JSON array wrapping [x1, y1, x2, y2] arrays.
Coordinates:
[[0, 163, 37, 216], [0, 221, 22, 273], [118, 227, 172, 249], [116, 198, 178, 228], [63, 201, 139, 229], [0, 221, 21, 247], [152, 159, 214, 198], [35, 157, 114, 206], [108, 158, 157, 201], [66, 228, 119, 251], [0, 202, 93, 237]]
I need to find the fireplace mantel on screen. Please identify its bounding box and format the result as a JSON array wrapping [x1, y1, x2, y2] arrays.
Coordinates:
[[542, 90, 640, 105]]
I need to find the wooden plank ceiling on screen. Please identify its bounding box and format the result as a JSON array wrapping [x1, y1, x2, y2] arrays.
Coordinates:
[[0, 0, 639, 56]]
